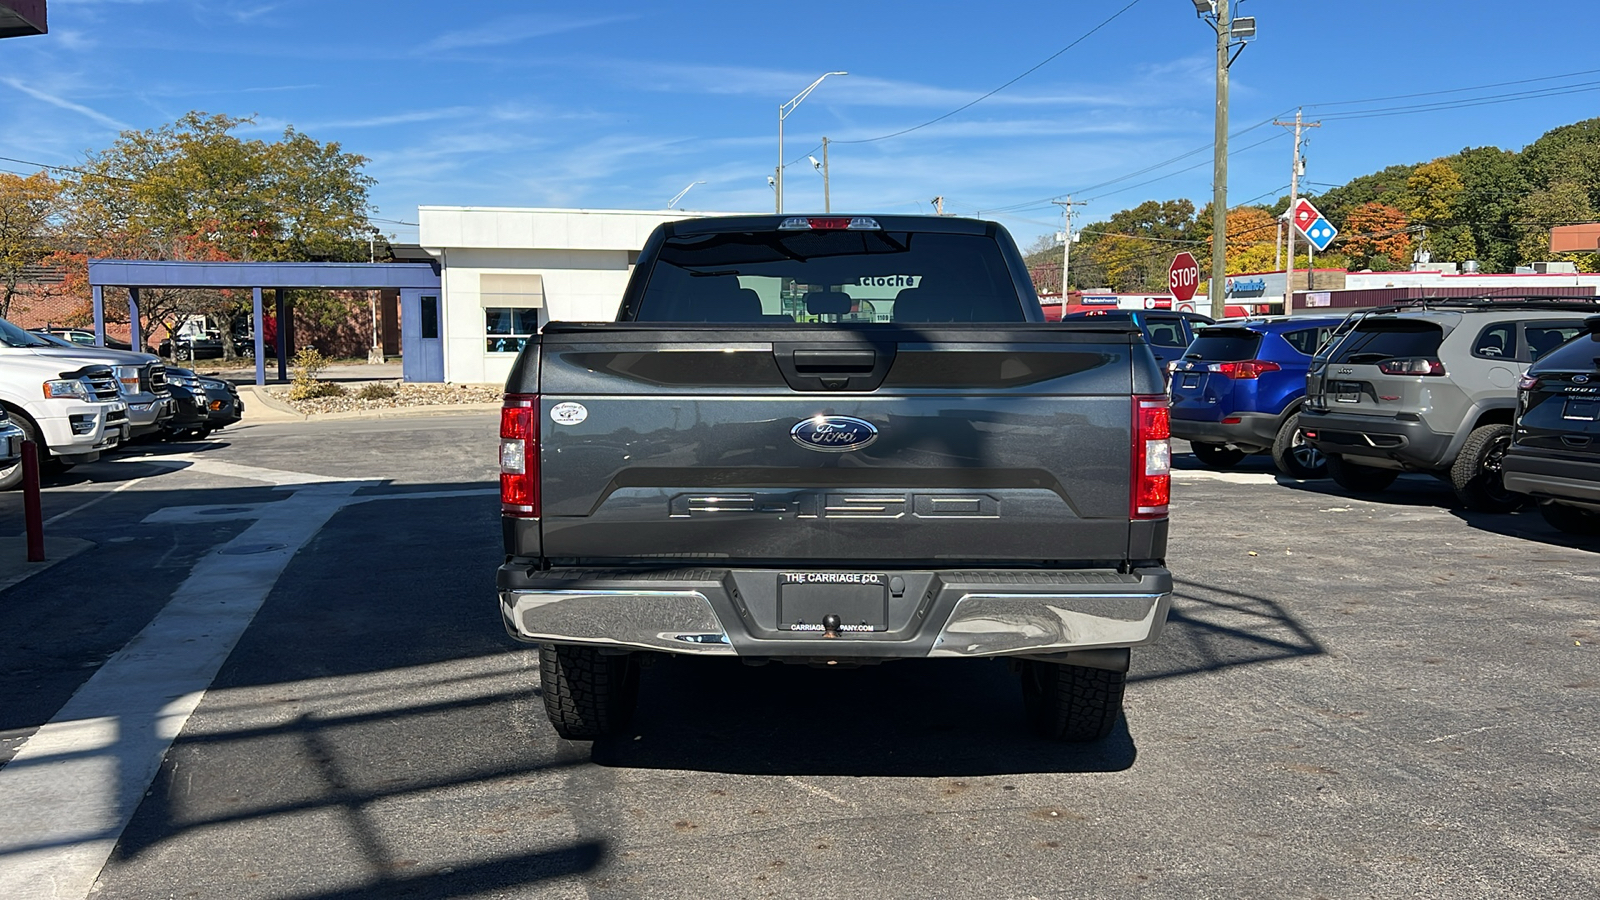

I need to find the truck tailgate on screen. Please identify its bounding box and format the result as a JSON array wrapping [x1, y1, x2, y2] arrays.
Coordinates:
[[531, 324, 1145, 565]]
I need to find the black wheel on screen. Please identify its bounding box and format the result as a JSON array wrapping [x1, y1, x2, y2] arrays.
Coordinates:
[[175, 346, 192, 361], [1539, 502, 1600, 535], [1271, 413, 1327, 480], [539, 645, 640, 740], [0, 415, 44, 490], [1325, 453, 1399, 493], [1449, 424, 1523, 513], [1020, 660, 1125, 742], [1190, 442, 1247, 469]]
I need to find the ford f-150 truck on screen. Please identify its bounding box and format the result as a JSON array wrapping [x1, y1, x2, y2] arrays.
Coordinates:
[[497, 215, 1173, 742]]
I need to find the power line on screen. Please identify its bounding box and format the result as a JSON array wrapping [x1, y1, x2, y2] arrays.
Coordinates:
[[1307, 66, 1600, 109], [978, 111, 1294, 217], [832, 0, 1149, 146], [1081, 132, 1287, 203], [1315, 81, 1600, 122]]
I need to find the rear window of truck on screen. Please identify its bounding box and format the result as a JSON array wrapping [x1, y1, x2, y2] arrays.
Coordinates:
[[634, 230, 1027, 324], [1185, 328, 1261, 361], [1330, 319, 1444, 363]]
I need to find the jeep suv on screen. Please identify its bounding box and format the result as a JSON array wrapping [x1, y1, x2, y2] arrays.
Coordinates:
[[1300, 299, 1600, 511], [1170, 315, 1345, 478], [1502, 314, 1600, 534]]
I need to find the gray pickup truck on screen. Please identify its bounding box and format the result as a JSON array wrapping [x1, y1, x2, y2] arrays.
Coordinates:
[[497, 214, 1174, 743]]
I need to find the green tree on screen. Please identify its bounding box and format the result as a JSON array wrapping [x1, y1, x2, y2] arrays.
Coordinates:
[[59, 111, 376, 353], [1444, 146, 1524, 273], [1515, 182, 1599, 271], [0, 172, 63, 319]]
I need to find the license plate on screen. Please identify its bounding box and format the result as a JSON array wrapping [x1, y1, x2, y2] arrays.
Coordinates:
[[778, 573, 887, 632], [1180, 375, 1199, 389], [1332, 381, 1361, 403], [1564, 399, 1599, 421]]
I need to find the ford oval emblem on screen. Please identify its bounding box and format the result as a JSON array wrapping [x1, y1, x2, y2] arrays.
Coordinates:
[[791, 415, 878, 452], [1575, 374, 1591, 384]]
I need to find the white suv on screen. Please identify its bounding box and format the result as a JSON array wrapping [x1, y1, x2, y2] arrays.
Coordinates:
[[0, 322, 129, 489]]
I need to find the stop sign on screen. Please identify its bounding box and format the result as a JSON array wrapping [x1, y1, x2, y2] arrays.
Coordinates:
[[1168, 252, 1200, 303]]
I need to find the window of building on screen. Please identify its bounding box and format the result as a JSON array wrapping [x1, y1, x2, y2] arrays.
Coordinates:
[[485, 307, 539, 353], [480, 273, 543, 353]]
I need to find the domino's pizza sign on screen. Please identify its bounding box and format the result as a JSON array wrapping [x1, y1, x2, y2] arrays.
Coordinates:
[[1292, 198, 1339, 252]]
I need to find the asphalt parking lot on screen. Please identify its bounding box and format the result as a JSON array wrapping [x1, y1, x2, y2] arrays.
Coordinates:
[[1, 418, 1596, 899]]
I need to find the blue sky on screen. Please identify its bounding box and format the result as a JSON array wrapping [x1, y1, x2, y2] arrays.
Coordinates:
[[3, 0, 1599, 247]]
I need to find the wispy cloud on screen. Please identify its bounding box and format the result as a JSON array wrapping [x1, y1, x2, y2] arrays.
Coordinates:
[[615, 62, 1188, 111], [427, 14, 631, 52], [302, 107, 475, 130], [228, 4, 280, 23], [1, 77, 131, 130]]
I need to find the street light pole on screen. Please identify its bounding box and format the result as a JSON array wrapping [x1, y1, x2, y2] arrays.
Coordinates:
[[777, 71, 847, 214]]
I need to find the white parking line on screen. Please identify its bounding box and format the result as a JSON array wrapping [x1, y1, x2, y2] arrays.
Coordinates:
[[43, 479, 143, 527], [1170, 469, 1285, 485], [0, 479, 370, 900]]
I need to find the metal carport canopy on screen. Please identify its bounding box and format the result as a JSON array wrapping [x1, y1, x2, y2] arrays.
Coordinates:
[[87, 260, 441, 386]]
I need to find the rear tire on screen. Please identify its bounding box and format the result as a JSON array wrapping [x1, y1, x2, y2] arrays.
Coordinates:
[[1020, 660, 1125, 743], [539, 645, 640, 740], [1540, 502, 1600, 535], [1271, 413, 1327, 479], [1190, 442, 1247, 469], [1449, 424, 1523, 513], [1325, 453, 1399, 493]]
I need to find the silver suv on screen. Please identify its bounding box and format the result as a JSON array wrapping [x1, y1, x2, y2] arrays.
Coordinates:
[[1300, 298, 1600, 511]]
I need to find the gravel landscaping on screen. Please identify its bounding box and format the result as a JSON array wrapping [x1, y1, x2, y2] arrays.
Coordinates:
[[272, 381, 503, 415]]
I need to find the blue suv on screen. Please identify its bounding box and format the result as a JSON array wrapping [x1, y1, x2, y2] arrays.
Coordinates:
[[1169, 315, 1346, 478]]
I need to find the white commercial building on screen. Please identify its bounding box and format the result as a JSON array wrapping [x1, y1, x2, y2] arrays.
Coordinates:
[[418, 206, 744, 384]]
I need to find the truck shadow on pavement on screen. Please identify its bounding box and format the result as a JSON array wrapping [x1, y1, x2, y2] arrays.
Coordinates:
[[594, 577, 1324, 778], [593, 656, 1140, 777], [1137, 577, 1326, 684]]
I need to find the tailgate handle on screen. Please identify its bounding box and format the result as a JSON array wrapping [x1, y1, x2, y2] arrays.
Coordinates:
[[792, 349, 877, 373], [1561, 435, 1592, 448]]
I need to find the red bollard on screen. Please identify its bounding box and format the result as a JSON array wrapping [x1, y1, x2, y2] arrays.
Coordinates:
[[21, 440, 44, 563]]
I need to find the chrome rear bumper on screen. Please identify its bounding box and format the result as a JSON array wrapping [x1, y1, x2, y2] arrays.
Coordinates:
[[499, 567, 1171, 661]]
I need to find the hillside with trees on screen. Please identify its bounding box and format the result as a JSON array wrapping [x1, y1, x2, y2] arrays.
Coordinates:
[[1026, 116, 1600, 293]]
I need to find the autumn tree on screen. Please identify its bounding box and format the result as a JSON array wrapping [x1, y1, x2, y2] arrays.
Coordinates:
[[1341, 202, 1414, 270], [0, 172, 64, 319]]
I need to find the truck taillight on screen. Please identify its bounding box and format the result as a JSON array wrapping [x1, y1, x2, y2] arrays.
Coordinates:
[[500, 394, 539, 518], [1132, 395, 1170, 520], [1208, 359, 1281, 380]]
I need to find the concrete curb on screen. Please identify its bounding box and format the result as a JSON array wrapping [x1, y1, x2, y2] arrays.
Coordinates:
[[0, 536, 94, 594]]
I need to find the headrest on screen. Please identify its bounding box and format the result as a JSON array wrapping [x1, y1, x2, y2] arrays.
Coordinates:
[[804, 289, 852, 316]]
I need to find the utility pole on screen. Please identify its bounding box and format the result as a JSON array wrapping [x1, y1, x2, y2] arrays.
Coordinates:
[[1194, 1, 1257, 318], [822, 137, 831, 213], [932, 196, 945, 216], [1210, 0, 1230, 320], [1273, 108, 1320, 311], [1052, 197, 1087, 298]]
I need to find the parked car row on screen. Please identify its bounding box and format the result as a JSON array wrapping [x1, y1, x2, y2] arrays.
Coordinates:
[[1169, 298, 1600, 536], [0, 316, 244, 489]]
